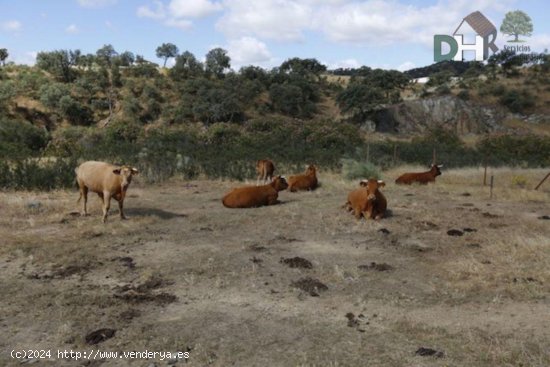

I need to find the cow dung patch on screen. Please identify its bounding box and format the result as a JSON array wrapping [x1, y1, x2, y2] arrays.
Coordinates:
[[358, 262, 394, 272], [85, 328, 116, 345], [462, 227, 477, 233], [415, 347, 445, 358], [112, 256, 135, 269], [291, 277, 328, 296], [447, 229, 463, 236], [538, 215, 550, 220], [482, 212, 500, 218], [378, 228, 390, 235], [280, 257, 313, 269], [249, 244, 267, 252]]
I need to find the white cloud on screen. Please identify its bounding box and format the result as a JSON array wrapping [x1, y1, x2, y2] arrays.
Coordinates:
[[137, 0, 220, 31], [327, 58, 361, 69], [137, 1, 166, 19], [11, 51, 37, 65], [65, 24, 79, 34], [217, 0, 312, 41], [168, 0, 222, 18], [215, 0, 516, 46], [1, 20, 22, 32], [227, 36, 273, 68], [164, 18, 193, 30], [397, 61, 415, 71], [77, 0, 117, 8]]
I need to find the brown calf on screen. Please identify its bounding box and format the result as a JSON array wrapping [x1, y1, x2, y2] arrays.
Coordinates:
[[395, 164, 443, 185], [222, 176, 289, 208], [288, 165, 318, 192], [345, 179, 387, 220], [256, 159, 275, 185]]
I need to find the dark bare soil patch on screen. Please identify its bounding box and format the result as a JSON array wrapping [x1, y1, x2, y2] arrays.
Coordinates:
[[378, 228, 390, 235], [280, 256, 313, 269], [85, 328, 116, 345], [538, 215, 550, 220], [447, 229, 464, 236], [113, 256, 135, 269], [291, 277, 328, 296], [415, 347, 445, 358], [358, 262, 394, 272], [462, 227, 477, 232], [269, 235, 301, 244], [482, 212, 500, 218]]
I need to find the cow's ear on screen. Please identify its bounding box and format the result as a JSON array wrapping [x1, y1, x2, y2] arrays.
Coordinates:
[[378, 180, 385, 187], [131, 167, 139, 175], [359, 180, 368, 187], [113, 168, 121, 175]]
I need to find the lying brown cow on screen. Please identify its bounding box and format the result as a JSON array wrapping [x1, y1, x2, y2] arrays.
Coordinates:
[[256, 159, 275, 185], [395, 164, 443, 185], [288, 165, 318, 192], [345, 179, 387, 220], [75, 161, 139, 222], [222, 176, 288, 208]]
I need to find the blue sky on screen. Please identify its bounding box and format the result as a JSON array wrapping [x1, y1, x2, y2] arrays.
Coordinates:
[[1, 0, 549, 71]]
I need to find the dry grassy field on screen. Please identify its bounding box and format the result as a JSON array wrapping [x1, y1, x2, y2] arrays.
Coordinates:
[[1, 167, 549, 366]]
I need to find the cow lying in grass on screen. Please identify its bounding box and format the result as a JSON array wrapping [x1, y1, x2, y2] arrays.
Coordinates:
[[75, 161, 139, 223], [288, 165, 318, 192], [222, 176, 288, 208], [395, 164, 443, 185], [344, 179, 387, 220]]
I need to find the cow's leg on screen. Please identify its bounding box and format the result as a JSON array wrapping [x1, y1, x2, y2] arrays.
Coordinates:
[[79, 185, 88, 216], [353, 206, 362, 219], [102, 191, 111, 223], [118, 199, 126, 219]]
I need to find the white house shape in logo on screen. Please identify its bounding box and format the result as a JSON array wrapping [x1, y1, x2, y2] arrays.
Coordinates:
[[452, 11, 498, 61]]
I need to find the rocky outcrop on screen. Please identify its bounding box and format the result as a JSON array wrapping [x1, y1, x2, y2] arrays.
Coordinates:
[[370, 96, 508, 135]]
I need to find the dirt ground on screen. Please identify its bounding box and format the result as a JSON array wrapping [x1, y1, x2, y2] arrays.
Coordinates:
[[1, 167, 549, 366]]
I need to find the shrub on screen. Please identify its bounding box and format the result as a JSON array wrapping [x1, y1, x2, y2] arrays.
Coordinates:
[[340, 159, 381, 180], [499, 89, 535, 113]]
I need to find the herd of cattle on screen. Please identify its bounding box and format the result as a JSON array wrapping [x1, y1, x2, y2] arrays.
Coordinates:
[[73, 160, 443, 222]]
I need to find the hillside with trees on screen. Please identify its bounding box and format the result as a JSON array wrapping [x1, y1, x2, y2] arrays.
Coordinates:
[[1, 44, 549, 189]]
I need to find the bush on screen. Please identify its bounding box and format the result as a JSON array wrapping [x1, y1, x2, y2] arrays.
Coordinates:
[[340, 159, 381, 180], [0, 119, 49, 158], [499, 89, 535, 113]]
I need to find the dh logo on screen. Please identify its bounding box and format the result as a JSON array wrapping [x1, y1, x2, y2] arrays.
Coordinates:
[[434, 11, 498, 62]]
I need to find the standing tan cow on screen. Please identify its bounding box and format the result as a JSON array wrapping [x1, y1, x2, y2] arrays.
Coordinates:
[[222, 176, 288, 208], [287, 165, 318, 192], [344, 179, 387, 220], [256, 159, 275, 185], [75, 161, 139, 222]]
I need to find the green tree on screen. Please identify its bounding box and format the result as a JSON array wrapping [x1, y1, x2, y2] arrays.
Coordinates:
[[39, 82, 71, 111], [36, 50, 80, 82], [156, 43, 179, 67], [96, 44, 118, 67], [280, 58, 327, 79], [0, 48, 8, 67], [337, 84, 386, 123], [170, 51, 203, 80], [0, 80, 16, 110], [205, 48, 230, 78], [500, 10, 533, 42]]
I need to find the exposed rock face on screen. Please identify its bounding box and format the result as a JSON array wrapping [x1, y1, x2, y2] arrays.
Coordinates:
[[372, 96, 508, 135]]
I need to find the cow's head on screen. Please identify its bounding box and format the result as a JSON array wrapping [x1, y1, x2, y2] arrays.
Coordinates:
[[431, 164, 443, 176], [272, 175, 289, 191], [305, 165, 316, 176], [113, 166, 139, 189], [360, 179, 385, 202]]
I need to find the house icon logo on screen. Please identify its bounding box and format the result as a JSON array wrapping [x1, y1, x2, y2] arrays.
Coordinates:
[[434, 11, 499, 62]]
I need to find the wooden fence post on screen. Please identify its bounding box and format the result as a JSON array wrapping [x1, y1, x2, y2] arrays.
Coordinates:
[[483, 160, 488, 186], [534, 172, 550, 190], [490, 175, 494, 199]]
